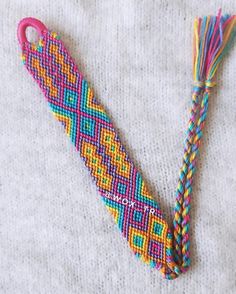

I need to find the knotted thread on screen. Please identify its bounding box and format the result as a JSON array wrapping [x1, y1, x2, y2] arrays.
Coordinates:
[[193, 79, 216, 94]]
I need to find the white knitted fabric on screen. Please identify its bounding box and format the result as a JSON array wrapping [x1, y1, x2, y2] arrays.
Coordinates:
[[0, 0, 236, 293]]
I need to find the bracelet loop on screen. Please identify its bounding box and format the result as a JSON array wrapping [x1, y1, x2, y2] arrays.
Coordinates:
[[17, 17, 47, 47]]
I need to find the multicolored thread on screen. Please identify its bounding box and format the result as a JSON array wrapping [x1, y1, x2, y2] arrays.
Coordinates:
[[18, 10, 236, 279]]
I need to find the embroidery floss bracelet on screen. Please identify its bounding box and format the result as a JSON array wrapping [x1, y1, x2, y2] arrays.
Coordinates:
[[17, 11, 236, 280]]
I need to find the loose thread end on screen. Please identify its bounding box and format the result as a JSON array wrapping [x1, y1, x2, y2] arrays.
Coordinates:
[[193, 10, 236, 92]]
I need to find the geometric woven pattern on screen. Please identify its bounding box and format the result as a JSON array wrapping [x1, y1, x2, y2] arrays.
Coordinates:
[[21, 30, 178, 279]]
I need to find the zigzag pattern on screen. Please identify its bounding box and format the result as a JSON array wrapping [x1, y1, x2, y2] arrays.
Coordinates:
[[22, 31, 178, 279]]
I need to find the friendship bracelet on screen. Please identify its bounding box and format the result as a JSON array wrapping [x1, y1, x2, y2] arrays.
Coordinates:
[[17, 10, 236, 279]]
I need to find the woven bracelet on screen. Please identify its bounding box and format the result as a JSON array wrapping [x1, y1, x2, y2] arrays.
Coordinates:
[[17, 10, 236, 279]]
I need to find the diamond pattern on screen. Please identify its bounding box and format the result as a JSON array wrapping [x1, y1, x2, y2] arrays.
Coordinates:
[[80, 116, 95, 137], [64, 88, 78, 109], [22, 29, 173, 277]]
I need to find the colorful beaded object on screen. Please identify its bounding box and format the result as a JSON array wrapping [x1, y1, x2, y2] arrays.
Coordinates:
[[17, 10, 236, 279]]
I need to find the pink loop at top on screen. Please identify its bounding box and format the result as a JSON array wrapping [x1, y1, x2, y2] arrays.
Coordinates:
[[17, 17, 47, 47]]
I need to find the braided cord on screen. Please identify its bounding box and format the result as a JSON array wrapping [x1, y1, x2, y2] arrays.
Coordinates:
[[173, 89, 202, 264], [171, 10, 236, 277], [181, 89, 210, 269]]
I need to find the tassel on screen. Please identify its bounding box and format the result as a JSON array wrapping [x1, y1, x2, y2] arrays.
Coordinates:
[[193, 9, 236, 89]]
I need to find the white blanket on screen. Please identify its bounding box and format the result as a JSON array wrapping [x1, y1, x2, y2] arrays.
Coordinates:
[[0, 0, 236, 293]]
